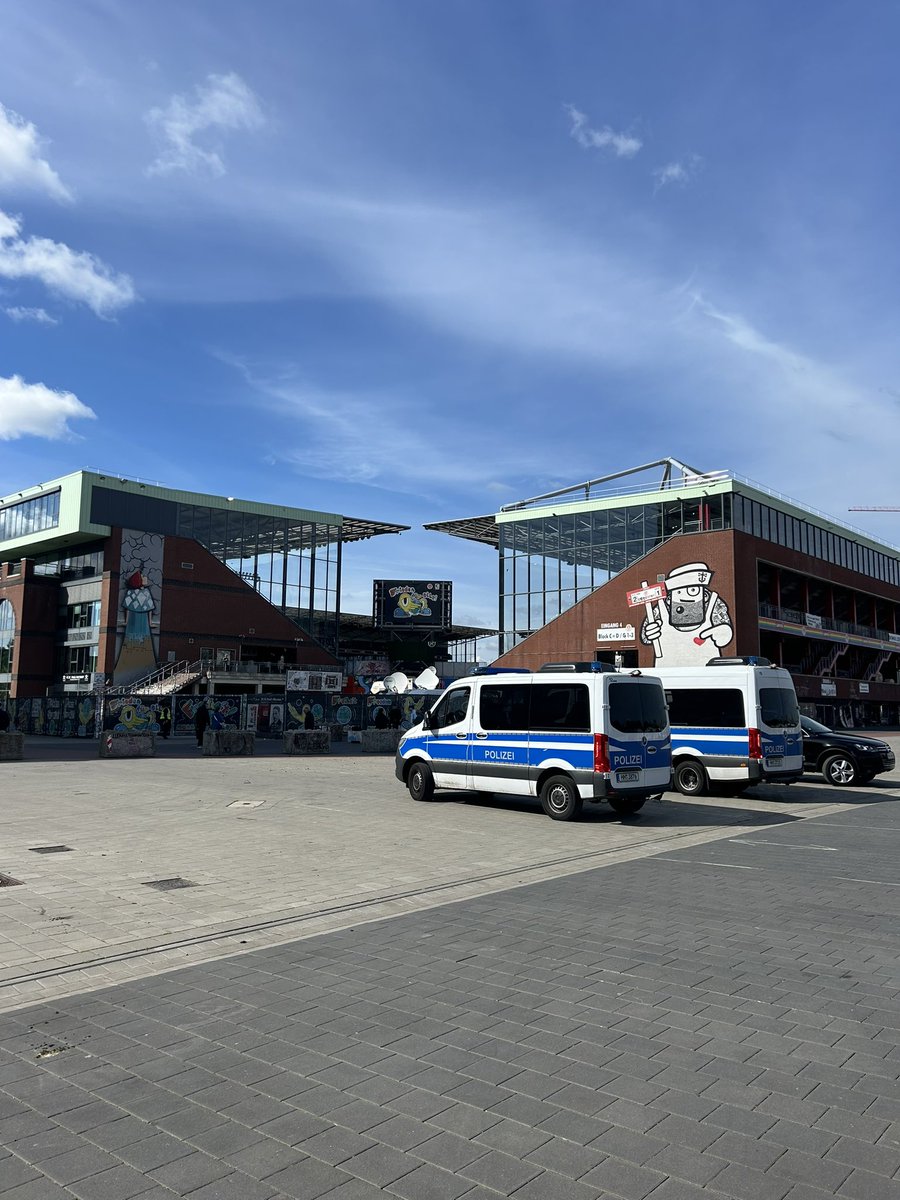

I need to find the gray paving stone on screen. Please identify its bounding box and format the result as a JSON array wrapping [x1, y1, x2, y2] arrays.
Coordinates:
[[387, 1161, 474, 1200], [227, 1137, 307, 1180], [458, 1147, 543, 1195], [643, 1142, 726, 1186], [65, 1163, 161, 1200], [187, 1174, 279, 1200], [768, 1147, 853, 1192], [149, 1148, 233, 1193], [580, 1155, 667, 1199], [706, 1161, 793, 1200], [1, 1179, 76, 1200], [523, 1133, 604, 1179], [37, 1144, 119, 1185], [415, 1131, 489, 1171], [0, 1155, 42, 1189], [826, 1133, 900, 1176], [344, 1141, 420, 1186], [837, 1167, 900, 1200]]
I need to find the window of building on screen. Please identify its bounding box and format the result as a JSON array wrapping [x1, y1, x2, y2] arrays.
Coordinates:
[[0, 490, 61, 542], [0, 599, 14, 674], [66, 601, 101, 630], [58, 644, 98, 675]]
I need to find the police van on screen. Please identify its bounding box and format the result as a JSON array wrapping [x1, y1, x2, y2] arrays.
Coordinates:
[[395, 663, 671, 821], [642, 657, 803, 796]]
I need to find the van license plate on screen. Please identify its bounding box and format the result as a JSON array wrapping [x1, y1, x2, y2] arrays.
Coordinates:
[[766, 755, 783, 767], [617, 770, 639, 783]]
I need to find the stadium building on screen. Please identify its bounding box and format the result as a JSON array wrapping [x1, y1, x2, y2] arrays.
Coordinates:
[[426, 459, 900, 726], [0, 471, 408, 698]]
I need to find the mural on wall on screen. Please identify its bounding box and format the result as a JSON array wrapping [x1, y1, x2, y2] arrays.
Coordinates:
[[114, 530, 164, 686], [639, 561, 733, 666]]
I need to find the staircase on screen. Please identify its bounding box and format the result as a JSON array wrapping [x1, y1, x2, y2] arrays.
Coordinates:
[[106, 659, 202, 697], [812, 643, 849, 678]]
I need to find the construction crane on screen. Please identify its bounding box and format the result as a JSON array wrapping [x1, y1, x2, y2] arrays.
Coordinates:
[[848, 507, 900, 511]]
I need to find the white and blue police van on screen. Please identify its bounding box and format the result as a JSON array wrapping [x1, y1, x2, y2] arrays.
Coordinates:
[[395, 662, 672, 821], [642, 656, 803, 796]]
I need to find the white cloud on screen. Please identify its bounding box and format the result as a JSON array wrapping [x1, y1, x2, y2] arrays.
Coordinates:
[[565, 104, 642, 158], [653, 154, 703, 193], [0, 374, 95, 440], [145, 72, 264, 177], [0, 102, 71, 201], [4, 304, 57, 324], [0, 209, 135, 317]]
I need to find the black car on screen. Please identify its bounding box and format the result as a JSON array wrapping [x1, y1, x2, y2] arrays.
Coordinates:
[[800, 715, 896, 786]]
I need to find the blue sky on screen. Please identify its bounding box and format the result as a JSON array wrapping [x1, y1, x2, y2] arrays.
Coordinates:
[[2, 0, 900, 635]]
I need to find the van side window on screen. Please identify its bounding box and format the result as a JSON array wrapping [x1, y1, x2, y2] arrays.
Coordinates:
[[479, 684, 530, 731], [609, 682, 669, 732], [666, 687, 744, 728], [430, 687, 470, 728], [529, 684, 590, 731]]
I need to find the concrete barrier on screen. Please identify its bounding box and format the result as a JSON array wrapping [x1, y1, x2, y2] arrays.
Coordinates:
[[283, 729, 330, 755], [203, 729, 255, 756], [360, 729, 401, 754], [0, 732, 24, 761], [99, 732, 156, 758]]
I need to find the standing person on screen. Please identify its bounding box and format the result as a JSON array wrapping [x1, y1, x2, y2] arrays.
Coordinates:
[[277, 654, 285, 673], [388, 702, 402, 731], [158, 702, 172, 739], [194, 701, 210, 747], [0, 706, 9, 732], [373, 706, 389, 729], [304, 708, 315, 731]]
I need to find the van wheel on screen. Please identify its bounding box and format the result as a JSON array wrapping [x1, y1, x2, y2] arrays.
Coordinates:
[[407, 761, 435, 802], [540, 775, 583, 821], [822, 754, 858, 786], [674, 760, 708, 796], [608, 798, 646, 816]]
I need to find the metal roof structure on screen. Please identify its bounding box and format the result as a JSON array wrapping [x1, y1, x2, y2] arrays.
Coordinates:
[[424, 459, 900, 558]]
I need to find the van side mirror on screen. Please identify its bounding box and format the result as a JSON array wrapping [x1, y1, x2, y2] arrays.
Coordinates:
[[422, 710, 434, 730]]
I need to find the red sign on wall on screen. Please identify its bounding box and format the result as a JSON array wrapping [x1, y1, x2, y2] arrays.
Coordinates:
[[626, 582, 667, 608]]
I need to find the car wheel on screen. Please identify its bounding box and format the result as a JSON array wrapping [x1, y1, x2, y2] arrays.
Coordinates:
[[674, 759, 709, 796], [608, 797, 646, 816], [407, 761, 435, 802], [822, 754, 859, 786], [540, 774, 583, 821]]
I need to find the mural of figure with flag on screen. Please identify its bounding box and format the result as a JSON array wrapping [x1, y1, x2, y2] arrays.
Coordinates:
[[114, 564, 157, 683], [640, 561, 733, 666]]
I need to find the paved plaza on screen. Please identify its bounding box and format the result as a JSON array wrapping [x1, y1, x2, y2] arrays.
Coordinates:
[[1, 737, 899, 1198]]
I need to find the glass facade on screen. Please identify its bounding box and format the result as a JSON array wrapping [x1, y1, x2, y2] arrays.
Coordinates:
[[500, 488, 900, 652], [175, 503, 342, 648], [33, 546, 105, 579], [0, 599, 14, 688], [0, 491, 60, 542], [500, 495, 728, 650]]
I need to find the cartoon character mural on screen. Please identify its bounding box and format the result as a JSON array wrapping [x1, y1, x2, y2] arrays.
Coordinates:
[[114, 531, 164, 686], [640, 561, 733, 666]]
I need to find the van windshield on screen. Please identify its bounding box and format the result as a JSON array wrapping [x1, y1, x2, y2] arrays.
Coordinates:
[[760, 687, 799, 729], [609, 681, 668, 733]]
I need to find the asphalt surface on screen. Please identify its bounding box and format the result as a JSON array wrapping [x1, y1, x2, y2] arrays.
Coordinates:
[[1, 736, 899, 1199]]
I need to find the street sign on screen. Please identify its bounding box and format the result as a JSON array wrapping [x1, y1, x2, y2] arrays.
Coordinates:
[[626, 582, 667, 607]]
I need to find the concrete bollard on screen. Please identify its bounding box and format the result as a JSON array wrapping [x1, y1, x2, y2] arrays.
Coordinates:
[[203, 729, 255, 756], [283, 729, 330, 755], [0, 732, 25, 761], [99, 731, 156, 758], [359, 729, 402, 754]]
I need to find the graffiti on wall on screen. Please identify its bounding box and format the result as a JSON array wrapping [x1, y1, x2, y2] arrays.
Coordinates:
[[639, 561, 733, 666], [114, 530, 164, 686]]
